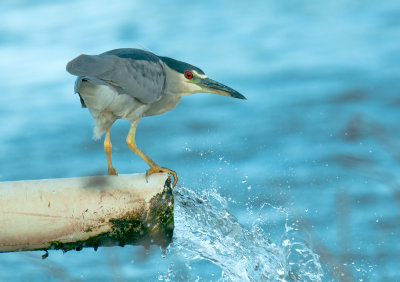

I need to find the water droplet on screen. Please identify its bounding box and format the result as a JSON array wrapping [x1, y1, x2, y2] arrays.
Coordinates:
[[171, 186, 323, 281]]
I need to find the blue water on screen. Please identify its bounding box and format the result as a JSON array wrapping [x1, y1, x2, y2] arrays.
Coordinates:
[[1, 0, 400, 280]]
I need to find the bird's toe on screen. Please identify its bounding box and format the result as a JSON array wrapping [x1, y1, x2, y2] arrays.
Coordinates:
[[108, 167, 118, 176], [146, 167, 178, 188]]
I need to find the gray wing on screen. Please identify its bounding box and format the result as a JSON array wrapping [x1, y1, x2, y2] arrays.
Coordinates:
[[66, 49, 165, 104]]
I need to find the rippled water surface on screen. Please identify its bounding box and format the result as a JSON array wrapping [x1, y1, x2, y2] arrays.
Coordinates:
[[1, 0, 400, 281]]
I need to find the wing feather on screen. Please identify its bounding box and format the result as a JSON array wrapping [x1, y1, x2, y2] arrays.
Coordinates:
[[66, 49, 165, 104]]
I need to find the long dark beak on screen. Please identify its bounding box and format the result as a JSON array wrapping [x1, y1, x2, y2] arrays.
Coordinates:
[[200, 78, 246, 100]]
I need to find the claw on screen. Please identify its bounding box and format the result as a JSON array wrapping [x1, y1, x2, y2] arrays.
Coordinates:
[[146, 166, 178, 188]]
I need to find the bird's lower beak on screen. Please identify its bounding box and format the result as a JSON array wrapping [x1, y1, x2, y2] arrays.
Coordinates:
[[200, 78, 246, 100]]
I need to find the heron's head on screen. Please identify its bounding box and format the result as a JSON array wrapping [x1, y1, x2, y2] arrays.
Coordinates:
[[159, 56, 246, 100]]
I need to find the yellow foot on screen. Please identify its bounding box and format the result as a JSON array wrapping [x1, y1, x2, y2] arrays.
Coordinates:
[[108, 167, 118, 176], [146, 166, 178, 188]]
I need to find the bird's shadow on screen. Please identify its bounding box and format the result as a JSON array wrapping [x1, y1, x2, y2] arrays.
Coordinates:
[[81, 170, 114, 190]]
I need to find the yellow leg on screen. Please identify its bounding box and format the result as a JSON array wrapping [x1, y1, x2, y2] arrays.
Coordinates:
[[126, 120, 178, 187], [104, 128, 118, 175]]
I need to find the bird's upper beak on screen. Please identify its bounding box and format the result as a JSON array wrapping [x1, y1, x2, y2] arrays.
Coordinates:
[[199, 78, 246, 100]]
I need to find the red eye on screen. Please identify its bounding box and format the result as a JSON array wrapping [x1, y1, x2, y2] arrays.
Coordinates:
[[184, 71, 193, 79]]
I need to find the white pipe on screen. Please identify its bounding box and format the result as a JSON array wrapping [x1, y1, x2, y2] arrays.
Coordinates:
[[0, 173, 173, 255]]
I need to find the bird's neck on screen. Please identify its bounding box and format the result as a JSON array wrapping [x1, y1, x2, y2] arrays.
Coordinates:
[[143, 93, 181, 117]]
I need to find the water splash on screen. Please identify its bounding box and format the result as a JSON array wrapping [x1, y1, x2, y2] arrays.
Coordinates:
[[164, 186, 323, 281]]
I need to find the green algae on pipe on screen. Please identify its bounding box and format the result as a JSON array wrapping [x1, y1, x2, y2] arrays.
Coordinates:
[[0, 173, 173, 255]]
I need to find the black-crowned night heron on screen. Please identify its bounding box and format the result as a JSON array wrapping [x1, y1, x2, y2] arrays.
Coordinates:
[[66, 48, 246, 187]]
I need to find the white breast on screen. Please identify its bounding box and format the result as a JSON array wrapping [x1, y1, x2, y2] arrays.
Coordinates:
[[78, 80, 149, 139]]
